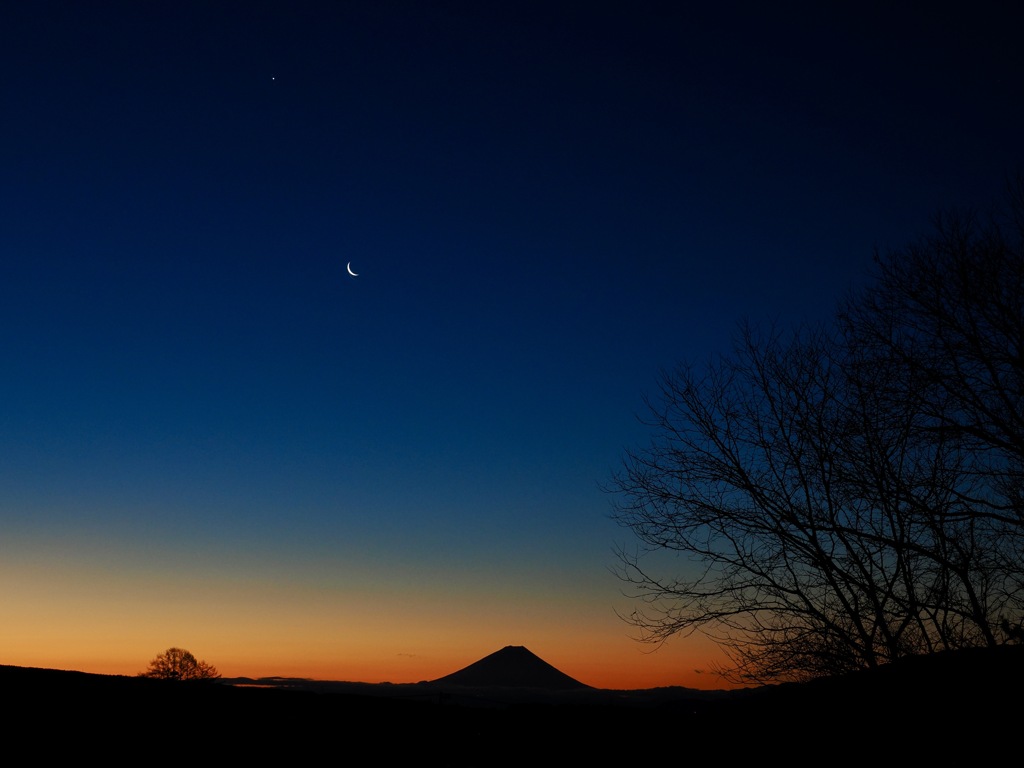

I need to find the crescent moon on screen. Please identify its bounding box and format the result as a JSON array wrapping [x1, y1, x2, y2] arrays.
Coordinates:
[[346, 262, 358, 277]]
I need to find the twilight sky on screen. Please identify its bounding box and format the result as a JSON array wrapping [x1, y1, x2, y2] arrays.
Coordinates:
[[2, 2, 1022, 689]]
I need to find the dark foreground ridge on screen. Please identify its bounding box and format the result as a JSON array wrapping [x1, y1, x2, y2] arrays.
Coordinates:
[[3, 645, 1021, 764]]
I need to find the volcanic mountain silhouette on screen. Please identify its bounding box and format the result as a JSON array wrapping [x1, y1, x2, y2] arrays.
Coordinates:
[[431, 645, 590, 690]]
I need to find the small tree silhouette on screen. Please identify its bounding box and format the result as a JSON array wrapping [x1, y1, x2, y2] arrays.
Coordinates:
[[140, 647, 220, 681]]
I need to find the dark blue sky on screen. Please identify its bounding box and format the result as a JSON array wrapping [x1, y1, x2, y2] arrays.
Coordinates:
[[2, 1, 1022, 687]]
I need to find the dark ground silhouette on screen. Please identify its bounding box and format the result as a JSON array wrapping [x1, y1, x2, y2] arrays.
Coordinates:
[[4, 644, 1020, 763]]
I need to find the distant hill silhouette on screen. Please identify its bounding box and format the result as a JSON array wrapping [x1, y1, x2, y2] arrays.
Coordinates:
[[430, 645, 590, 689]]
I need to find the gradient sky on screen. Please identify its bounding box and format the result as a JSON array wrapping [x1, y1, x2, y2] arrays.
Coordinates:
[[2, 2, 1022, 690]]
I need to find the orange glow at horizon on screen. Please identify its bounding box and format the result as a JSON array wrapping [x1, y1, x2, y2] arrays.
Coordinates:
[[0, 532, 742, 691], [0, 632, 742, 691]]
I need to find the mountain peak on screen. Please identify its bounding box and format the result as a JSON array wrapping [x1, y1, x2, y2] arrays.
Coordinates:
[[431, 646, 590, 690]]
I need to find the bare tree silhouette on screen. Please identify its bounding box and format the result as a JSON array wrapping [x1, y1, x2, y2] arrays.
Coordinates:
[[140, 647, 220, 681], [611, 174, 1024, 684]]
